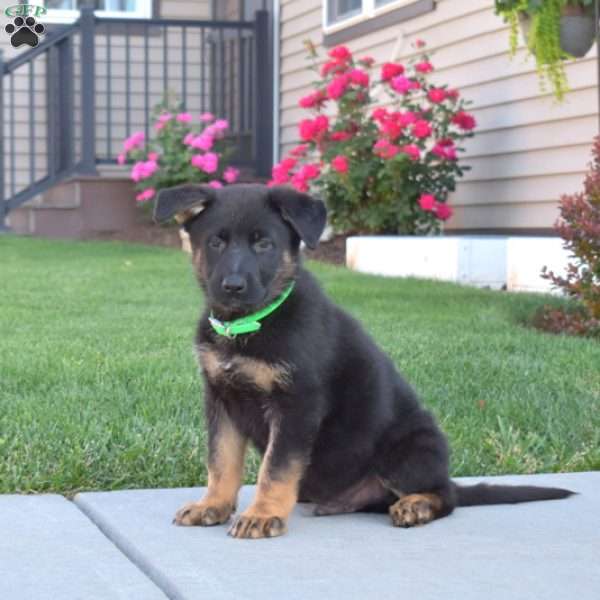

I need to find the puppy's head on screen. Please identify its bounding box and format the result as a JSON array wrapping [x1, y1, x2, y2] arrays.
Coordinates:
[[154, 183, 326, 317]]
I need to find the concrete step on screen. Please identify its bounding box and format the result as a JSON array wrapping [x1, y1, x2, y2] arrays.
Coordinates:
[[0, 494, 166, 599], [73, 471, 600, 600]]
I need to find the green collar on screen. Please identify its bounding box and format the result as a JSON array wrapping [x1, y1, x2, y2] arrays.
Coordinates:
[[208, 282, 295, 338]]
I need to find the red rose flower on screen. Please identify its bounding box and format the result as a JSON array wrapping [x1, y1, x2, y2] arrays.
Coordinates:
[[372, 107, 389, 122], [415, 61, 434, 74], [381, 62, 405, 81], [428, 88, 446, 104], [330, 131, 352, 142], [452, 111, 477, 131], [401, 144, 421, 161], [327, 74, 350, 100], [349, 68, 370, 87], [412, 120, 432, 139], [419, 193, 436, 211], [374, 139, 400, 159], [299, 90, 327, 108], [331, 155, 349, 173], [434, 202, 453, 221], [328, 45, 352, 61]]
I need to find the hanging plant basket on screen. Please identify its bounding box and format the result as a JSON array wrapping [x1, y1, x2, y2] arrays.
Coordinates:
[[518, 4, 596, 58], [560, 5, 596, 57]]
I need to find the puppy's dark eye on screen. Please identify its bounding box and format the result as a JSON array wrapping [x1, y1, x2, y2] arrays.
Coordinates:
[[253, 238, 274, 253], [208, 236, 226, 252]]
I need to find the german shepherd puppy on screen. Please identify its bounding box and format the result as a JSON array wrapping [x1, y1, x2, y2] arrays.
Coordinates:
[[154, 183, 573, 539]]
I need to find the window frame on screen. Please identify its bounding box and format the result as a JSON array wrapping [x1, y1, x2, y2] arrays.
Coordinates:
[[42, 0, 153, 24], [323, 0, 422, 34]]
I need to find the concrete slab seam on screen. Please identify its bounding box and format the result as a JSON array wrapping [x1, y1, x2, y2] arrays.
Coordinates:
[[72, 496, 180, 600]]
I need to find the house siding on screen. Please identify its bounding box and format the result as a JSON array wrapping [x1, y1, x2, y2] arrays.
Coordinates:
[[278, 0, 598, 231]]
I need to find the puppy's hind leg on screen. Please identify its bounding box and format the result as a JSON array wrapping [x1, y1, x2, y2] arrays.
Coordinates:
[[375, 409, 456, 528]]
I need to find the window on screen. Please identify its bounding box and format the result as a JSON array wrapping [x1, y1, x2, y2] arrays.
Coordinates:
[[324, 0, 420, 30], [43, 0, 152, 24]]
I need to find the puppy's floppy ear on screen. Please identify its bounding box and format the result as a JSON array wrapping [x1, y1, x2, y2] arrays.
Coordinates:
[[153, 184, 216, 226], [269, 186, 327, 249]]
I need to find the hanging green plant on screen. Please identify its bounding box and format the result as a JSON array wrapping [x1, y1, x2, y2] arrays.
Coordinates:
[[494, 0, 596, 102]]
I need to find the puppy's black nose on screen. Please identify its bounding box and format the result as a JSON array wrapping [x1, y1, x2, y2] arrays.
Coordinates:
[[222, 274, 247, 294]]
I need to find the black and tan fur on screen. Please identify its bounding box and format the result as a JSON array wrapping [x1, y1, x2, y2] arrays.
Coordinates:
[[156, 183, 573, 539]]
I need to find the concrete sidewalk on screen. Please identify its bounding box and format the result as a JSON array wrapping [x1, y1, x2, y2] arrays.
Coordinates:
[[1, 472, 599, 600]]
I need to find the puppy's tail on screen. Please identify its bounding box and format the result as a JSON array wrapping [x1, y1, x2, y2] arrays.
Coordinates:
[[453, 481, 575, 507]]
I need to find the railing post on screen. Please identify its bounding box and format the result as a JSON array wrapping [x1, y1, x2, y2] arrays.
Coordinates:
[[0, 49, 7, 232], [79, 6, 97, 174], [253, 10, 273, 178], [58, 37, 74, 171]]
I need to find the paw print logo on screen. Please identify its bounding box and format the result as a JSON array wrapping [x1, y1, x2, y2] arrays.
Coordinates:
[[5, 16, 45, 48]]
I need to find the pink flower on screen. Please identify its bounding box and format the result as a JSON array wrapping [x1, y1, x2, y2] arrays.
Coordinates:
[[401, 144, 421, 161], [349, 69, 369, 87], [431, 139, 457, 160], [390, 75, 412, 94], [452, 111, 477, 131], [191, 152, 219, 174], [434, 202, 453, 221], [154, 112, 173, 131], [223, 167, 239, 183], [330, 131, 351, 142], [415, 39, 426, 49], [290, 144, 309, 156], [117, 153, 126, 165], [200, 112, 215, 122], [415, 61, 434, 74], [381, 63, 405, 81], [136, 188, 156, 202], [299, 90, 327, 109], [299, 115, 329, 141], [446, 89, 460, 100], [328, 45, 351, 61], [147, 152, 159, 161], [123, 131, 145, 152], [213, 119, 229, 131], [320, 60, 346, 77], [191, 134, 214, 151], [270, 157, 297, 185], [208, 180, 223, 189], [183, 133, 195, 145], [290, 163, 321, 192], [419, 193, 436, 211], [399, 111, 417, 127], [176, 112, 192, 123], [130, 160, 158, 182], [428, 88, 446, 104], [412, 120, 432, 139], [327, 74, 350, 100], [374, 139, 400, 159], [331, 155, 349, 173], [372, 107, 389, 122], [301, 163, 321, 179]]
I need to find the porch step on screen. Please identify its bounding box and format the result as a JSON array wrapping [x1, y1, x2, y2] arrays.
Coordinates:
[[8, 177, 138, 239]]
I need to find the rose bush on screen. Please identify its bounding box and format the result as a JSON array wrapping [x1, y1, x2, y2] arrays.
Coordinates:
[[118, 99, 239, 207], [270, 41, 476, 235], [538, 136, 600, 338]]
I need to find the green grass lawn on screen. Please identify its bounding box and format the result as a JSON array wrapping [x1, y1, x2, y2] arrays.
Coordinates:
[[1, 235, 599, 495]]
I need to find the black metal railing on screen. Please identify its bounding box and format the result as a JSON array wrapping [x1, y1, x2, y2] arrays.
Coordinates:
[[0, 7, 272, 229]]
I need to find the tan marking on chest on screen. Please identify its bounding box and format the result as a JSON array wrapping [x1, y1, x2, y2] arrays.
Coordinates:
[[196, 345, 292, 393]]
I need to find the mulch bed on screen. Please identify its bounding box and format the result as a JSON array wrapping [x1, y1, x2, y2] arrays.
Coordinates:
[[86, 220, 348, 266]]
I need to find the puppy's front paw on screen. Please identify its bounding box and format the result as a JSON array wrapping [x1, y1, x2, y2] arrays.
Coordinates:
[[173, 500, 234, 527], [228, 511, 287, 539], [389, 494, 438, 528]]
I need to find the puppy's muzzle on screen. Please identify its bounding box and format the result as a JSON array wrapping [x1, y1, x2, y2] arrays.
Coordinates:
[[222, 274, 247, 295]]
